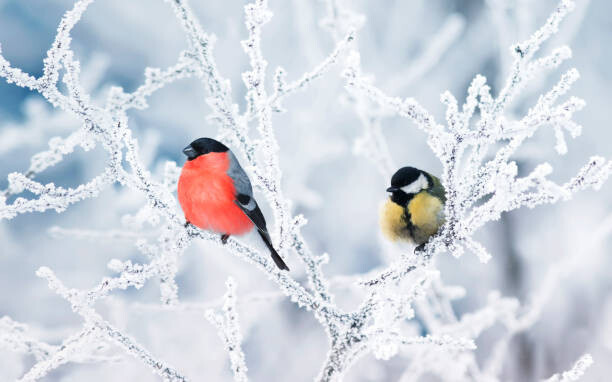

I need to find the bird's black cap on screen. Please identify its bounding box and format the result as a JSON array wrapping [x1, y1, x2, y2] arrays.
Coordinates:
[[183, 137, 229, 160], [388, 166, 421, 191]]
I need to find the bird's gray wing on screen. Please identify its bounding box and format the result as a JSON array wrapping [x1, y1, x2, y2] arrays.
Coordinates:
[[234, 193, 268, 234], [226, 151, 269, 233], [234, 193, 290, 270], [226, 151, 253, 198], [226, 151, 267, 232]]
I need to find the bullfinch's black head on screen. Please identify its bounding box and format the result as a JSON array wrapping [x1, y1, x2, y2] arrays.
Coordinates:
[[386, 166, 432, 205], [183, 138, 229, 160]]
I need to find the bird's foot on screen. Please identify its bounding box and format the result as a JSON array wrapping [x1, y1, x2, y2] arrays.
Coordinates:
[[414, 243, 426, 254], [184, 220, 191, 228], [221, 234, 230, 244]]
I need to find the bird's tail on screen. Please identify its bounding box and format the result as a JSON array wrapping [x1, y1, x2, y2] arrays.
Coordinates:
[[258, 230, 289, 271]]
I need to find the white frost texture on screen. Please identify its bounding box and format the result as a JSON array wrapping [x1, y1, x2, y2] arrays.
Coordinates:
[[0, 0, 611, 381]]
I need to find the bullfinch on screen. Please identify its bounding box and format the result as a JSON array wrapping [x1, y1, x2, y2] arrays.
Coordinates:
[[380, 166, 446, 251], [178, 137, 289, 270]]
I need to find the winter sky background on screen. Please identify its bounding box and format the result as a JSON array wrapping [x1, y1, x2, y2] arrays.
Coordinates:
[[0, 0, 611, 380]]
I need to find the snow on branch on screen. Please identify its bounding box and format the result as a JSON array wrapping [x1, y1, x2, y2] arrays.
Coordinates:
[[344, 51, 444, 138], [0, 316, 121, 367], [2, 168, 114, 219], [0, 0, 609, 380], [0, 316, 57, 362], [205, 278, 248, 382], [398, 334, 475, 351], [267, 29, 355, 114], [28, 267, 189, 382], [18, 325, 102, 382], [543, 354, 593, 382]]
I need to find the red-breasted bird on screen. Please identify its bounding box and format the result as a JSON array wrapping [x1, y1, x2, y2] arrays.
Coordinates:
[[178, 137, 289, 271], [380, 167, 446, 251]]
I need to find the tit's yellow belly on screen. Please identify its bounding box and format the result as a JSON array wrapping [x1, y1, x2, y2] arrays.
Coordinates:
[[380, 192, 444, 245], [380, 199, 408, 242], [408, 192, 444, 244]]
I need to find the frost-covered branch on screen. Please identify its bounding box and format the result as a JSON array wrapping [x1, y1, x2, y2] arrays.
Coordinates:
[[19, 325, 99, 382], [344, 52, 444, 138], [543, 354, 593, 382], [267, 29, 355, 114], [0, 316, 121, 367], [206, 278, 248, 382], [0, 0, 609, 380], [0, 317, 57, 362], [27, 267, 188, 382]]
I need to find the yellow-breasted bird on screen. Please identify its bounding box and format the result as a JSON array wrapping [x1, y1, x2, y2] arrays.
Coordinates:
[[380, 167, 446, 251]]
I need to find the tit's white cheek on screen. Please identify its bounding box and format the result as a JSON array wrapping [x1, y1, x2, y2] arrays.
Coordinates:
[[400, 173, 428, 194]]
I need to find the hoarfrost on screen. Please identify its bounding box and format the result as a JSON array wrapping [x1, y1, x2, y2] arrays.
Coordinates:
[[0, 0, 607, 380]]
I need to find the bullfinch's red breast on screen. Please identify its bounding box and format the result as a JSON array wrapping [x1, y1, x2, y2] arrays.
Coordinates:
[[178, 137, 289, 271]]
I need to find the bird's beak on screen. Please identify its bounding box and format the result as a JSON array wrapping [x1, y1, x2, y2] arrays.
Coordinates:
[[386, 187, 398, 193], [182, 145, 197, 159]]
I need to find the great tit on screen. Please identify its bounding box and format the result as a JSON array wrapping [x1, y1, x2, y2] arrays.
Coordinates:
[[380, 166, 446, 251], [178, 137, 290, 271]]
